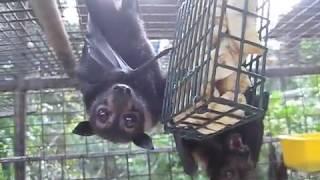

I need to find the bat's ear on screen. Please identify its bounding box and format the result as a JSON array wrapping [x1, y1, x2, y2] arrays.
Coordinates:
[[72, 121, 95, 136], [133, 133, 154, 150], [122, 0, 139, 13]]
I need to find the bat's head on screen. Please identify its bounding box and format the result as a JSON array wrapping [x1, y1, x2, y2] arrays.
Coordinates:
[[213, 133, 256, 180], [72, 82, 154, 150]]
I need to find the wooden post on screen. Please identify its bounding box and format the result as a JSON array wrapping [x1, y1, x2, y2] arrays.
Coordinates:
[[14, 88, 27, 180]]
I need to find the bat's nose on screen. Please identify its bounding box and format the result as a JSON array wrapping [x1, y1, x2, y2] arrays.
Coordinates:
[[113, 84, 131, 95]]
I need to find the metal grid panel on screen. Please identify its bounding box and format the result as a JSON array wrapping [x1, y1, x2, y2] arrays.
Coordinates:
[[0, 0, 83, 81], [0, 82, 320, 179], [270, 0, 320, 40], [162, 0, 270, 140], [0, 0, 178, 82], [0, 89, 191, 180], [268, 0, 320, 71]]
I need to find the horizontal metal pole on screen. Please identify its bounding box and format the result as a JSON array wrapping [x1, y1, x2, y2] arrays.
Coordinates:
[[0, 64, 319, 92], [265, 65, 320, 77], [0, 78, 78, 92], [0, 65, 319, 92], [0, 148, 175, 163], [0, 137, 280, 163]]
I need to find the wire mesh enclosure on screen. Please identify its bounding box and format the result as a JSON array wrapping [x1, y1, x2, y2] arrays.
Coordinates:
[[0, 89, 193, 180], [0, 0, 320, 179], [2, 80, 320, 180], [0, 0, 177, 83], [162, 0, 270, 139]]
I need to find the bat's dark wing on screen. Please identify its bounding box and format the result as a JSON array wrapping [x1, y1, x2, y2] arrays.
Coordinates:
[[240, 91, 270, 165], [76, 8, 133, 109], [77, 15, 132, 85], [77, 0, 172, 110], [173, 134, 198, 176], [77, 0, 141, 85]]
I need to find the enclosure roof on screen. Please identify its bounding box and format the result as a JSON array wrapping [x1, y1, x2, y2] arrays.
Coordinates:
[[269, 0, 320, 40], [0, 0, 177, 83]]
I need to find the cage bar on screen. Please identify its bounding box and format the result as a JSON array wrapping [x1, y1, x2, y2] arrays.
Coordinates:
[[13, 79, 27, 180]]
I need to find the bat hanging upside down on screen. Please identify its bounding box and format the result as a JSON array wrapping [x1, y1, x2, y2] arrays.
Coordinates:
[[29, 0, 169, 150], [174, 92, 269, 180], [175, 131, 258, 180]]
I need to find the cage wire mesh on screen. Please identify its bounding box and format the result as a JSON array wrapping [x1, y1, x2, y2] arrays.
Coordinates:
[[0, 0, 85, 81], [0, 89, 189, 180], [162, 0, 270, 139], [0, 0, 319, 179], [0, 0, 176, 82], [1, 84, 320, 179]]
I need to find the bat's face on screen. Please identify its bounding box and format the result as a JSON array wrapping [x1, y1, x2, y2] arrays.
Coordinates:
[[90, 83, 152, 141], [214, 134, 256, 180], [73, 83, 154, 150]]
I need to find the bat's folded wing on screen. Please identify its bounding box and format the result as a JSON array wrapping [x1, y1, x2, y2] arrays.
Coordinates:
[[77, 15, 133, 85]]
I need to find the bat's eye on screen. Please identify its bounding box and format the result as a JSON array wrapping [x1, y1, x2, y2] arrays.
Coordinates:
[[123, 114, 138, 128], [97, 108, 110, 122]]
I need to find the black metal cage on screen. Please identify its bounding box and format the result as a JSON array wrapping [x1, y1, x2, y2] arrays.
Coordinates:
[[1, 0, 320, 179], [162, 0, 270, 140]]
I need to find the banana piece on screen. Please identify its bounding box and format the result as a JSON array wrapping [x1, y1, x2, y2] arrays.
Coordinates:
[[204, 38, 239, 98], [226, 0, 263, 55], [210, 38, 239, 81], [212, 0, 228, 46], [175, 87, 220, 125], [208, 91, 247, 117], [173, 101, 206, 123], [198, 123, 225, 135], [216, 67, 252, 94], [194, 91, 247, 135], [216, 117, 240, 125]]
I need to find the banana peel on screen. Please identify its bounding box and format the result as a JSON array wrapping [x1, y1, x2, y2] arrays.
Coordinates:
[[204, 38, 239, 98], [226, 0, 263, 55]]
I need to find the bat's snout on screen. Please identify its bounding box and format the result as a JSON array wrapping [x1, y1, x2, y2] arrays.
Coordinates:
[[113, 84, 132, 96]]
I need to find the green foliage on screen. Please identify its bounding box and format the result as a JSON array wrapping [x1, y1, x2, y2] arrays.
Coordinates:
[[266, 75, 320, 136]]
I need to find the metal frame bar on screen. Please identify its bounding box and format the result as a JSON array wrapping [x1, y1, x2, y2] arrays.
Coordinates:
[[0, 136, 280, 163], [13, 78, 27, 180]]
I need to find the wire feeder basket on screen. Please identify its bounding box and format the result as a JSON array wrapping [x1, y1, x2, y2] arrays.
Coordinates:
[[162, 0, 270, 140]]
